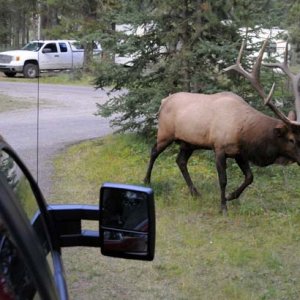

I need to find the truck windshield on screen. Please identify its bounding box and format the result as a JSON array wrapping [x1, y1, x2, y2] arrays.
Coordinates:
[[21, 42, 44, 51]]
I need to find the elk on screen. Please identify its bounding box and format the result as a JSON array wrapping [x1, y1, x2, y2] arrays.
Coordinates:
[[144, 40, 300, 213]]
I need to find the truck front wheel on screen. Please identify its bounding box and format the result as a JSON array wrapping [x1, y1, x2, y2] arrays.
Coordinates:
[[23, 63, 39, 78], [4, 71, 16, 78]]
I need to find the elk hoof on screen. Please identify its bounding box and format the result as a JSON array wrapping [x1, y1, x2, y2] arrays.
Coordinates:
[[219, 204, 228, 216], [143, 177, 150, 185], [190, 188, 201, 198]]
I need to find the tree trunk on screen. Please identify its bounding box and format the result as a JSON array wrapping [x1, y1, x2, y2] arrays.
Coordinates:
[[83, 41, 94, 72], [181, 0, 192, 92]]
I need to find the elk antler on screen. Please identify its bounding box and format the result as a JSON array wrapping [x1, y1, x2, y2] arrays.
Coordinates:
[[263, 42, 300, 122], [264, 83, 292, 126], [224, 39, 294, 126]]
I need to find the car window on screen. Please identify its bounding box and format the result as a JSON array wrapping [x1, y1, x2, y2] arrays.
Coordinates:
[[0, 150, 39, 220], [0, 149, 57, 299], [22, 42, 44, 51], [44, 43, 57, 53], [59, 43, 68, 53], [70, 41, 84, 50], [0, 217, 39, 299]]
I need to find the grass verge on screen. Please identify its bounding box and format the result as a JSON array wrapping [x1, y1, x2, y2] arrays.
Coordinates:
[[50, 134, 300, 300], [0, 71, 95, 86]]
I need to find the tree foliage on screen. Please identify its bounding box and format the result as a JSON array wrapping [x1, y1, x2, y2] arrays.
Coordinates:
[[0, 0, 37, 49], [94, 0, 290, 135], [281, 0, 300, 44], [0, 0, 119, 67], [0, 1, 295, 135]]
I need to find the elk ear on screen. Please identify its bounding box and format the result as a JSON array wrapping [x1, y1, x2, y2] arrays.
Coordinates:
[[274, 124, 287, 137]]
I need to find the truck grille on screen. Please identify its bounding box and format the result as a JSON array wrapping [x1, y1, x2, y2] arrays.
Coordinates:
[[0, 54, 12, 63]]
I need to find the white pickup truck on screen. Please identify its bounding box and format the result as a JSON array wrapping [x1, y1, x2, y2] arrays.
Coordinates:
[[0, 40, 101, 78]]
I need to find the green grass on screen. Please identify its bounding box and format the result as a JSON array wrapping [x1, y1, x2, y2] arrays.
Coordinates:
[[50, 134, 300, 300], [0, 70, 95, 86]]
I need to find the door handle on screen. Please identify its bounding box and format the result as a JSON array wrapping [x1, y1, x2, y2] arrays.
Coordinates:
[[54, 55, 59, 57]]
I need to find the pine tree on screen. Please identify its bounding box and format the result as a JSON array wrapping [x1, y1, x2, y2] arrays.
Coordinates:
[[94, 0, 241, 135]]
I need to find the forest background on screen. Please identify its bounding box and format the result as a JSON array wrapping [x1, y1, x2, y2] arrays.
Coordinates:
[[1, 0, 300, 134]]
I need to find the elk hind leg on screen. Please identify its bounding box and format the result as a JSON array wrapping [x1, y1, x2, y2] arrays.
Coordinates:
[[176, 143, 200, 197], [144, 140, 172, 184]]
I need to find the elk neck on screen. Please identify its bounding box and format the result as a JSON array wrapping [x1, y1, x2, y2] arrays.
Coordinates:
[[239, 116, 283, 167]]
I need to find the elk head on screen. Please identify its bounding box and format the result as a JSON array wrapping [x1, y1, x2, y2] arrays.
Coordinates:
[[224, 39, 300, 165]]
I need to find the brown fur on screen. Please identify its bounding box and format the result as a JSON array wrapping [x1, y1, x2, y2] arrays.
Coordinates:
[[144, 92, 300, 213]]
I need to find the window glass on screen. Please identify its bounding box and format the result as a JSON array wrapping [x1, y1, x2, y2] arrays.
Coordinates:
[[0, 150, 50, 298], [0, 219, 39, 299], [70, 41, 84, 50], [44, 43, 57, 53], [59, 43, 68, 53], [0, 150, 38, 221], [22, 42, 44, 51], [0, 159, 44, 299]]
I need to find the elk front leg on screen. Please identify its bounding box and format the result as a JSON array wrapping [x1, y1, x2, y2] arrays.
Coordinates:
[[176, 143, 200, 197], [226, 155, 253, 201], [215, 151, 228, 213]]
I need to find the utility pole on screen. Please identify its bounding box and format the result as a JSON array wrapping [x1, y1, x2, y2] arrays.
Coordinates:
[[37, 1, 41, 40]]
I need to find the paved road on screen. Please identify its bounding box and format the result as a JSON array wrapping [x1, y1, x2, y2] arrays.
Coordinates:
[[0, 81, 115, 198]]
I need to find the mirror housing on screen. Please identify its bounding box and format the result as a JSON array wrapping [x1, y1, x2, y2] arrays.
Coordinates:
[[42, 48, 52, 53], [100, 183, 155, 261]]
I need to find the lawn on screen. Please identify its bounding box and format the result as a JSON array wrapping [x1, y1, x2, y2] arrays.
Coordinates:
[[50, 134, 300, 300], [0, 70, 95, 86]]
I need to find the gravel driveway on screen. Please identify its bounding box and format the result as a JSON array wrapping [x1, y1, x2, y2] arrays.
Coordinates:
[[0, 81, 114, 198]]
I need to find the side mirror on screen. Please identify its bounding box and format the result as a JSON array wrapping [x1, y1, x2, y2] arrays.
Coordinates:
[[100, 183, 155, 261], [42, 48, 52, 53]]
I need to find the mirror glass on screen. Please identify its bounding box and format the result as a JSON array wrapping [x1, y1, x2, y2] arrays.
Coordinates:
[[100, 183, 155, 260], [0, 150, 38, 221]]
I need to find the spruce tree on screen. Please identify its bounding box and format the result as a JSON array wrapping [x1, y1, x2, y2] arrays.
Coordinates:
[[94, 0, 240, 135]]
